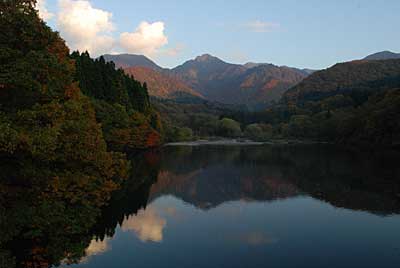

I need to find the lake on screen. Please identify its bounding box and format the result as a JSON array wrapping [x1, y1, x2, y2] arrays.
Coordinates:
[[1, 145, 400, 268], [68, 145, 400, 268]]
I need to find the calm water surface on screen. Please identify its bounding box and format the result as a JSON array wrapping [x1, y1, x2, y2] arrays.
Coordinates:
[[66, 145, 400, 268], [2, 145, 400, 268]]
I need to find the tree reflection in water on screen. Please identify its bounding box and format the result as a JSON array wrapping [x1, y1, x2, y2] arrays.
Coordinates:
[[1, 145, 400, 267]]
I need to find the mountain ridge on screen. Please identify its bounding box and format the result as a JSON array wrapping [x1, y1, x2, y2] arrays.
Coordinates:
[[104, 53, 310, 106], [168, 54, 308, 105], [103, 54, 163, 71], [103, 51, 397, 107], [364, 51, 400, 61]]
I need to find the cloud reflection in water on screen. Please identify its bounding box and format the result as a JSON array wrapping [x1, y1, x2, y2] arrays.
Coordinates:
[[121, 206, 167, 243]]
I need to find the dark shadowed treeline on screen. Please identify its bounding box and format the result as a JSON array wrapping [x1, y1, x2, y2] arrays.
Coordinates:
[[152, 97, 247, 141], [70, 52, 163, 150], [71, 52, 150, 113], [224, 60, 400, 146]]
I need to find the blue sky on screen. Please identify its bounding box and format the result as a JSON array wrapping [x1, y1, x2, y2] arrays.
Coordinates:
[[41, 0, 400, 69]]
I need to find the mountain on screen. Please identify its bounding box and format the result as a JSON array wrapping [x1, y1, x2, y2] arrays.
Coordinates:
[[284, 58, 400, 104], [364, 51, 400, 61], [171, 54, 245, 90], [149, 169, 299, 209], [103, 53, 311, 107], [244, 62, 263, 69], [103, 54, 162, 71], [169, 54, 246, 101], [170, 54, 308, 106], [124, 66, 203, 99], [103, 54, 202, 99]]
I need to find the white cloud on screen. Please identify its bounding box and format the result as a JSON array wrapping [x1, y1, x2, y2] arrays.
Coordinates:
[[37, 0, 173, 58], [56, 0, 115, 57], [36, 0, 54, 20], [120, 21, 168, 57], [244, 20, 280, 33]]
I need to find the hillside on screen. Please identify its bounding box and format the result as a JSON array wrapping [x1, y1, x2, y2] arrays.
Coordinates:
[[364, 51, 400, 61], [239, 65, 308, 105], [284, 59, 400, 104], [170, 54, 245, 93], [124, 66, 203, 99], [245, 62, 316, 75]]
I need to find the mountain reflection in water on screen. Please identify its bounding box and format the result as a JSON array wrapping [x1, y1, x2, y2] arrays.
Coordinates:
[[1, 145, 400, 268], [148, 145, 400, 214]]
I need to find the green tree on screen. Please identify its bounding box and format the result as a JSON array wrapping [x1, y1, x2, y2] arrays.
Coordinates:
[[218, 118, 242, 137], [288, 115, 314, 138], [244, 123, 274, 141]]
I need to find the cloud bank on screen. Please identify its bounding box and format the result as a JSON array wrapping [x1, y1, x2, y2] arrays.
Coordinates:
[[57, 0, 115, 56], [37, 0, 175, 58]]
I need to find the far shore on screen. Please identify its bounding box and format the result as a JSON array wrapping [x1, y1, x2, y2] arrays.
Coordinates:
[[165, 139, 330, 147]]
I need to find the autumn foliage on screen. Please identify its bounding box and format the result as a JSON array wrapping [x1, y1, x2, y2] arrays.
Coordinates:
[[0, 0, 164, 192]]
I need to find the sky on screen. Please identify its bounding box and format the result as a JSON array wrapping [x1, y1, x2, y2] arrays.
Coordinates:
[[37, 0, 400, 69]]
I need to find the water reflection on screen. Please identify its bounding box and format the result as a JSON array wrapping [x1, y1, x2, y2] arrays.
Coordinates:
[[226, 231, 278, 246], [121, 207, 166, 243], [83, 238, 112, 261], [1, 145, 400, 268], [148, 145, 400, 215]]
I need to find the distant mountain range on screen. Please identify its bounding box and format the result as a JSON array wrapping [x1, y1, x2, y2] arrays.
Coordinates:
[[103, 53, 311, 106], [102, 50, 400, 107]]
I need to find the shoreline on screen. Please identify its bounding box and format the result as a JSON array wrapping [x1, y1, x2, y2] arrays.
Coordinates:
[[165, 139, 331, 147]]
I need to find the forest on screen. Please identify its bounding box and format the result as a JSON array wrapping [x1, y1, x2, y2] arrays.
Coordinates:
[[71, 52, 163, 151], [0, 0, 163, 183], [0, 1, 163, 266], [158, 60, 400, 147]]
